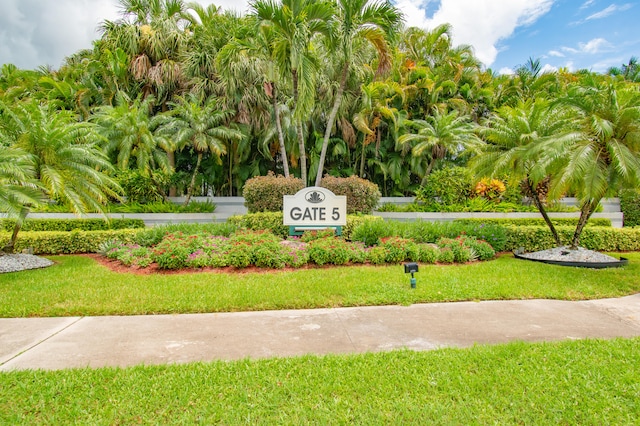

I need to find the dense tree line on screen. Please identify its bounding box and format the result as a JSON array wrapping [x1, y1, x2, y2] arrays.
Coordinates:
[[1, 0, 639, 251]]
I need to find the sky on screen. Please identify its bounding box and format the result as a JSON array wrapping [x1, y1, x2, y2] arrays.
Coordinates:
[[0, 0, 638, 75]]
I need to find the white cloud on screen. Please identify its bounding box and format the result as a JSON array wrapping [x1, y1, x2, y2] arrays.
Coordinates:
[[540, 63, 558, 73], [585, 3, 633, 20], [580, 0, 596, 9], [579, 38, 612, 54], [498, 67, 515, 75], [548, 50, 565, 57], [0, 0, 249, 70], [395, 0, 554, 67]]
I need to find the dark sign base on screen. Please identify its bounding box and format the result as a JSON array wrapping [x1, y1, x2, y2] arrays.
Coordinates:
[[514, 253, 628, 269]]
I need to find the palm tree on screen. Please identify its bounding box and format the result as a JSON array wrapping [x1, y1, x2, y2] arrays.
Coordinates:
[[251, 0, 334, 185], [314, 0, 403, 186], [0, 147, 44, 254], [398, 108, 483, 185], [92, 92, 172, 198], [473, 99, 580, 246], [539, 77, 640, 249], [0, 100, 121, 252], [157, 94, 243, 204]]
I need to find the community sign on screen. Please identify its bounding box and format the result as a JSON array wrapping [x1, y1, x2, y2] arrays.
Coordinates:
[[283, 187, 347, 227]]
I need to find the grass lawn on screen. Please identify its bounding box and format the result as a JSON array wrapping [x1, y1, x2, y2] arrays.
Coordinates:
[[0, 252, 639, 317], [1, 338, 639, 424]]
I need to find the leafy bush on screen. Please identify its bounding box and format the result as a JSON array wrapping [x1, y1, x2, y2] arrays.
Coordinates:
[[437, 237, 478, 263], [417, 244, 439, 264], [416, 167, 473, 206], [227, 212, 289, 238], [1, 218, 145, 232], [307, 237, 352, 265], [300, 229, 337, 242], [116, 169, 169, 204], [379, 237, 417, 263], [437, 247, 455, 264], [620, 189, 640, 227], [366, 246, 387, 264], [242, 172, 305, 213], [350, 219, 397, 246], [342, 214, 382, 241], [319, 175, 381, 214]]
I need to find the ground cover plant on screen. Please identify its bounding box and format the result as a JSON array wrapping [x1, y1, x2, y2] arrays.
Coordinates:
[[1, 252, 639, 318], [1, 338, 638, 424], [100, 227, 496, 271]]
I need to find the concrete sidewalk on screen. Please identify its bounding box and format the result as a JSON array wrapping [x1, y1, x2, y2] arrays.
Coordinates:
[[2, 294, 639, 371]]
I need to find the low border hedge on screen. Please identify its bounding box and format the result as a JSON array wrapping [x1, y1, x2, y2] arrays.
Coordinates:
[[0, 218, 145, 232], [505, 226, 640, 252], [454, 218, 612, 227], [0, 230, 139, 254]]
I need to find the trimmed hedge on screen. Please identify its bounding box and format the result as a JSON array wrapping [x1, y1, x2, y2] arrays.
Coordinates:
[[504, 226, 640, 252], [454, 218, 612, 227], [1, 218, 145, 232], [620, 189, 640, 227], [242, 172, 305, 213], [0, 230, 139, 255], [319, 175, 381, 214]]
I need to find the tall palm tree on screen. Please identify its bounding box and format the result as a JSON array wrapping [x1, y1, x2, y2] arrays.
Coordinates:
[[398, 108, 483, 185], [157, 94, 243, 204], [251, 0, 334, 185], [314, 0, 403, 186], [539, 77, 640, 249], [473, 99, 580, 246]]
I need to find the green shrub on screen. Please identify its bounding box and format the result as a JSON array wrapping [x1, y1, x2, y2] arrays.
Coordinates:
[[300, 229, 337, 242], [417, 244, 439, 264], [351, 219, 397, 246], [343, 214, 382, 241], [454, 218, 612, 227], [366, 246, 387, 264], [1, 218, 145, 232], [437, 237, 477, 263], [242, 172, 305, 213], [620, 189, 640, 227], [319, 175, 381, 214], [416, 167, 473, 205], [116, 169, 169, 204], [380, 237, 416, 263], [504, 226, 640, 252], [0, 230, 139, 254], [227, 212, 289, 239], [438, 247, 455, 263], [253, 241, 289, 269], [307, 237, 351, 265]]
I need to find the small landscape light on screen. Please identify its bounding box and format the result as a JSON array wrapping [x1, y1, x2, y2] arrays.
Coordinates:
[[403, 262, 419, 289]]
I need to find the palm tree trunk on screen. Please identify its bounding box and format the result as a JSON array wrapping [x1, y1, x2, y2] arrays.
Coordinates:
[[3, 207, 29, 254], [184, 152, 202, 206], [167, 150, 177, 197], [571, 200, 598, 249], [291, 69, 307, 185], [420, 158, 437, 186], [525, 179, 561, 246], [315, 62, 349, 187], [272, 84, 290, 177]]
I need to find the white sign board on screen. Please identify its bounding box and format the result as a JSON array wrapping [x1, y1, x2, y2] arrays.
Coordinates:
[[283, 187, 347, 226]]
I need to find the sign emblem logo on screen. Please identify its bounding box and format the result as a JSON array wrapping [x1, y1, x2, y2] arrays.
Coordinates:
[[305, 190, 325, 203]]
